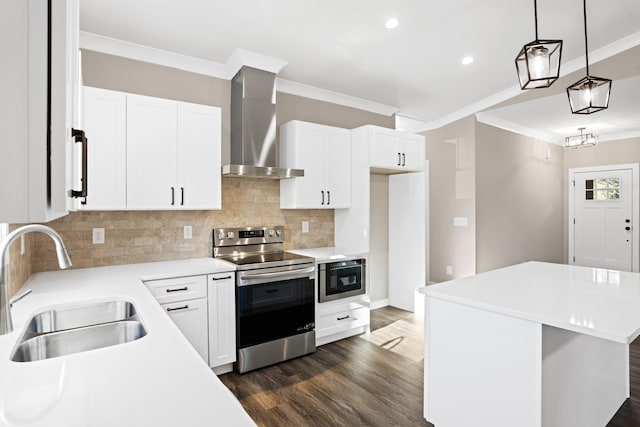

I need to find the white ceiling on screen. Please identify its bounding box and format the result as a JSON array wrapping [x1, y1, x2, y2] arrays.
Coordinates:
[[79, 0, 640, 143]]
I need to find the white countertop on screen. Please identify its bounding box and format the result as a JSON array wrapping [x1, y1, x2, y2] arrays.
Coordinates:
[[0, 258, 256, 427], [289, 247, 368, 262], [421, 261, 640, 344]]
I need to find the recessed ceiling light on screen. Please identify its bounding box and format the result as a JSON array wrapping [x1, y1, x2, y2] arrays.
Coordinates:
[[385, 18, 399, 29], [462, 56, 474, 65]]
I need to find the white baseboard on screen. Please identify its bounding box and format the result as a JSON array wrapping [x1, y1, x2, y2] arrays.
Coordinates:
[[370, 298, 389, 310]]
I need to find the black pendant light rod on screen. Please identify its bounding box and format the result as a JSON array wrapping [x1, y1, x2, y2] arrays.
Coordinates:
[[582, 0, 590, 76], [533, 0, 539, 40]]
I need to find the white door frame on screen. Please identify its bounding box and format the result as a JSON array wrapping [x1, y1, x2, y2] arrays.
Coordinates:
[[568, 163, 640, 272]]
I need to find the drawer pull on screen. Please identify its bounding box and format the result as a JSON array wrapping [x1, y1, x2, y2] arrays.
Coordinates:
[[167, 305, 189, 312], [166, 287, 188, 293], [337, 315, 350, 321], [211, 275, 232, 281]]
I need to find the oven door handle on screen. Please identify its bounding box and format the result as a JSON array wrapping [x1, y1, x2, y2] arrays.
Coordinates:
[[239, 267, 315, 286]]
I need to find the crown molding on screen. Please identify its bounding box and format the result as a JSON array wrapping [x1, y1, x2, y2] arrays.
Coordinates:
[[475, 112, 560, 145], [275, 79, 398, 117], [79, 31, 397, 117]]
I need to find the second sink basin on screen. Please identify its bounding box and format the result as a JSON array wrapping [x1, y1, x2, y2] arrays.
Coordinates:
[[25, 300, 138, 334], [11, 320, 147, 362], [10, 300, 147, 362]]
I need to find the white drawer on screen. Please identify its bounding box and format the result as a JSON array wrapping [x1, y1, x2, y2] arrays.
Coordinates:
[[317, 303, 369, 338], [144, 275, 207, 304]]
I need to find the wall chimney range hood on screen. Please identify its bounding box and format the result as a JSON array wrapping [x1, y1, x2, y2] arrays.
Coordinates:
[[222, 66, 304, 179]]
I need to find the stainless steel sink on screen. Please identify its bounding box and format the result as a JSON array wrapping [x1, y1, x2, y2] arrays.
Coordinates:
[[25, 300, 138, 334], [10, 300, 147, 362], [11, 320, 147, 362]]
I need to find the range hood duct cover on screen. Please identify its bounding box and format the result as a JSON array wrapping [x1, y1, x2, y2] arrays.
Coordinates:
[[222, 66, 304, 179]]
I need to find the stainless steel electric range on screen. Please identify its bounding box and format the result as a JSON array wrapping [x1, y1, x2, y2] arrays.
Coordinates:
[[213, 226, 315, 373]]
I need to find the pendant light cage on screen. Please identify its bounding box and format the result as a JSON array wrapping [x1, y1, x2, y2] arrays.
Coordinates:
[[565, 127, 598, 148], [515, 39, 563, 89], [567, 0, 612, 114], [567, 75, 612, 114], [515, 0, 563, 90]]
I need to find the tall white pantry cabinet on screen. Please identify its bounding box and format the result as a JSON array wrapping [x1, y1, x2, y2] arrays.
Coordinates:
[[335, 125, 427, 312], [0, 0, 82, 223]]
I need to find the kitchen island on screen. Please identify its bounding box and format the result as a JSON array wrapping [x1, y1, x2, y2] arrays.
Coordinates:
[[421, 261, 640, 427], [0, 259, 255, 426]]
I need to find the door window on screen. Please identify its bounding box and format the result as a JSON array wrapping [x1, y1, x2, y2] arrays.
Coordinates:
[[585, 178, 620, 200]]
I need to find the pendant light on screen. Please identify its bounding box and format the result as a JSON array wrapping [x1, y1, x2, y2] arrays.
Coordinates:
[[565, 127, 598, 148], [515, 0, 563, 89], [566, 0, 612, 114]]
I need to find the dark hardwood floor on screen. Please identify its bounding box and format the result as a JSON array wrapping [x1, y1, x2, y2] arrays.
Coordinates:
[[220, 307, 640, 426], [220, 307, 430, 427]]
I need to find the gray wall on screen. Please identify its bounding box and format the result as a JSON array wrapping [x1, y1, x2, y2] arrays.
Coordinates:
[[369, 174, 389, 301], [475, 123, 564, 273], [423, 116, 476, 282]]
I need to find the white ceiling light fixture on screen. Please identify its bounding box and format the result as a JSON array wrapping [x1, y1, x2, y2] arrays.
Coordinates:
[[462, 56, 474, 65], [515, 0, 563, 89], [565, 127, 598, 148], [385, 18, 399, 29], [566, 0, 612, 115]]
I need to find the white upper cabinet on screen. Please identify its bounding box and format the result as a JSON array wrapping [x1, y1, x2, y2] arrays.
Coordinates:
[[368, 126, 425, 173], [82, 89, 222, 211], [177, 102, 222, 210], [126, 94, 179, 209], [82, 87, 127, 210], [0, 0, 82, 223], [280, 120, 351, 209]]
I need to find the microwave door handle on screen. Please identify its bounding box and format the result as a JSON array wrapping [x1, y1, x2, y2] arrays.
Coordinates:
[[239, 267, 315, 286]]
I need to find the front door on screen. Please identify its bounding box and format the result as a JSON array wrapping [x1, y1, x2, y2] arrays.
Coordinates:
[[571, 166, 637, 271]]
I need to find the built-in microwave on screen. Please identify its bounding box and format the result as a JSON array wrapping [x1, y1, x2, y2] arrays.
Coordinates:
[[318, 258, 366, 303]]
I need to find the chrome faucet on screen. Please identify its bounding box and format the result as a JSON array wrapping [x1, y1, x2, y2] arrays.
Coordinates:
[[0, 224, 72, 335]]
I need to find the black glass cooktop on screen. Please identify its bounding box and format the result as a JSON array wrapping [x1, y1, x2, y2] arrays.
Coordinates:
[[221, 251, 313, 270]]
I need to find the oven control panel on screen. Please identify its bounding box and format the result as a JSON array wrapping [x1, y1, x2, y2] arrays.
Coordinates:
[[213, 226, 285, 247]]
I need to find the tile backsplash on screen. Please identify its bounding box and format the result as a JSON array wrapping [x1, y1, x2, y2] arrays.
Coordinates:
[[30, 178, 334, 273]]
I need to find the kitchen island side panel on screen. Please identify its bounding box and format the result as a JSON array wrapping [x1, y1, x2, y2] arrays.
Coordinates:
[[425, 296, 542, 427]]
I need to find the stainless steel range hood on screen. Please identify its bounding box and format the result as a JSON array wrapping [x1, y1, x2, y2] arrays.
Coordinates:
[[222, 66, 304, 179]]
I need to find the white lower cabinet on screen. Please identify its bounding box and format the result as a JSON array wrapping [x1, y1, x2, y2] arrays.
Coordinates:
[[316, 297, 370, 346], [161, 298, 209, 362], [145, 275, 209, 363], [208, 273, 236, 374], [144, 272, 236, 374]]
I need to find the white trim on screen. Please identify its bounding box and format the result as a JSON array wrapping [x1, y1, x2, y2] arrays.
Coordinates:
[[276, 79, 398, 117], [370, 298, 389, 310], [475, 112, 560, 144], [568, 163, 640, 273], [80, 31, 231, 78], [598, 131, 640, 143], [79, 31, 398, 117]]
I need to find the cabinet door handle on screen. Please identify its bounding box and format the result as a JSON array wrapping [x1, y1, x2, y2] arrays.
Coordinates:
[[321, 190, 325, 205], [327, 190, 331, 205], [167, 305, 189, 312], [166, 286, 188, 293], [181, 187, 184, 206], [337, 315, 350, 321], [211, 275, 232, 281], [397, 152, 401, 166], [170, 187, 175, 205], [71, 128, 89, 205], [402, 153, 406, 166]]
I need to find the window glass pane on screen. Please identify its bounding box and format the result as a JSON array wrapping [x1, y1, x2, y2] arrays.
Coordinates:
[[586, 190, 594, 200], [609, 178, 620, 190], [596, 190, 608, 200], [596, 179, 608, 190], [609, 189, 620, 200], [585, 179, 594, 190]]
